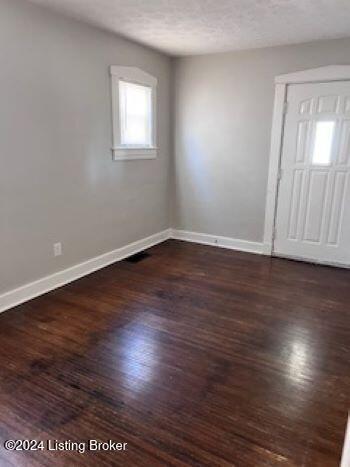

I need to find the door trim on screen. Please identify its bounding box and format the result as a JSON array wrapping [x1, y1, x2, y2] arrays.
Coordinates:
[[263, 65, 350, 258]]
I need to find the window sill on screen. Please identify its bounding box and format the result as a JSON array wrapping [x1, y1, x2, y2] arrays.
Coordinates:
[[112, 147, 157, 161]]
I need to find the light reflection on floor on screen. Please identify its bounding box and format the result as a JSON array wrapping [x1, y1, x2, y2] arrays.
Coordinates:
[[119, 319, 160, 394]]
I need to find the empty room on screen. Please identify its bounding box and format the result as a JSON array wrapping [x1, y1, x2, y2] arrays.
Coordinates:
[[1, 0, 350, 465]]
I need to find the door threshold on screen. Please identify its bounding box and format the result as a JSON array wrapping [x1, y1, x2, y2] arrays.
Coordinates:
[[272, 252, 350, 269]]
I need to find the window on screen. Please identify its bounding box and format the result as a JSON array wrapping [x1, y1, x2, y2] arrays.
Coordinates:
[[119, 81, 152, 147], [312, 121, 335, 165], [110, 66, 157, 160]]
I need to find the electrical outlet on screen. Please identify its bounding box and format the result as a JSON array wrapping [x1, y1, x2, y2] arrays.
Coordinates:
[[53, 242, 62, 257]]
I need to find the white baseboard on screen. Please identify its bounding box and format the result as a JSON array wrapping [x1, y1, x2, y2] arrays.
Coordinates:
[[0, 227, 266, 314], [171, 229, 265, 255], [0, 229, 171, 314]]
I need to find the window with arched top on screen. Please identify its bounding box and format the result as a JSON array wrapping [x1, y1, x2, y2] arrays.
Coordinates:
[[110, 66, 157, 161]]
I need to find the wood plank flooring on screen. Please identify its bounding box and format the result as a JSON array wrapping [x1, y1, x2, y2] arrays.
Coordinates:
[[0, 239, 349, 466]]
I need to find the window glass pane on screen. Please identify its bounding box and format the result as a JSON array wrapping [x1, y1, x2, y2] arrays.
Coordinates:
[[119, 80, 152, 146], [312, 121, 335, 165]]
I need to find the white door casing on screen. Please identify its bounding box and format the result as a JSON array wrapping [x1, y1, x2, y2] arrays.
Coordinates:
[[274, 81, 350, 265], [264, 65, 350, 266]]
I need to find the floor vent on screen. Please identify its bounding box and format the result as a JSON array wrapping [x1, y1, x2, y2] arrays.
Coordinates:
[[124, 251, 150, 263]]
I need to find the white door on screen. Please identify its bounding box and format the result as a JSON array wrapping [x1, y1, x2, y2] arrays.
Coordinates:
[[274, 81, 350, 266]]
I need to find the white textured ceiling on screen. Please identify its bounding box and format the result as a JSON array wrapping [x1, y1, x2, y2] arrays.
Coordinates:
[[28, 0, 350, 56]]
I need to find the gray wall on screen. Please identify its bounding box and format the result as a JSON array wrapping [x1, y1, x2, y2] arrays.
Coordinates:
[[0, 0, 172, 294], [173, 38, 350, 242], [3, 0, 350, 296]]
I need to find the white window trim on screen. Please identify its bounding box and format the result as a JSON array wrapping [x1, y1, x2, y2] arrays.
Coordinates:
[[110, 66, 158, 161]]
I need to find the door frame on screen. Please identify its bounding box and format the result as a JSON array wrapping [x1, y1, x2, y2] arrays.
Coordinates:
[[263, 65, 350, 256]]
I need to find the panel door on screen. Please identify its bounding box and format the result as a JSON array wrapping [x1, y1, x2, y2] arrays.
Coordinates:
[[274, 81, 350, 266]]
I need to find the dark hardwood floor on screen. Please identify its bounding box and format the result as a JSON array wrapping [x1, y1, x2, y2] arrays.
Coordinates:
[[0, 240, 349, 466]]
